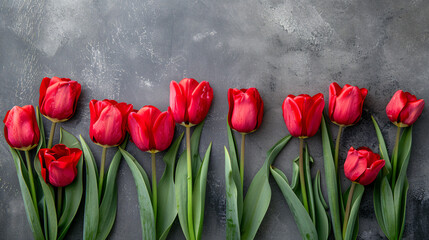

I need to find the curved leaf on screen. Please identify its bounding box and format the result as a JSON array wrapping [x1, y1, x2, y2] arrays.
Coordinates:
[[373, 175, 388, 236], [225, 147, 241, 240], [380, 177, 396, 239], [157, 133, 184, 240], [371, 116, 391, 172], [313, 171, 330, 240], [344, 184, 364, 240], [191, 121, 204, 180], [96, 138, 128, 240], [80, 135, 100, 240], [270, 167, 318, 240], [304, 145, 316, 224], [57, 128, 83, 240], [227, 123, 243, 222], [10, 147, 44, 240], [321, 116, 342, 240], [120, 148, 156, 239], [241, 135, 291, 240], [175, 151, 190, 239], [193, 143, 212, 240]]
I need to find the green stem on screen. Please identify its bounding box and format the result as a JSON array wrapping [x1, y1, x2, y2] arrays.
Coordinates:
[[186, 126, 195, 240], [151, 152, 157, 223], [47, 122, 57, 149], [57, 187, 63, 214], [98, 147, 107, 200], [240, 133, 246, 194], [334, 125, 344, 172], [391, 126, 402, 189], [299, 138, 309, 213], [342, 182, 357, 238], [25, 150, 39, 217]]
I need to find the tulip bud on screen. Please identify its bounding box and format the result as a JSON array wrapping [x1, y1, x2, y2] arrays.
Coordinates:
[[39, 77, 81, 122], [38, 144, 82, 187], [128, 106, 175, 153], [170, 78, 214, 126], [89, 99, 133, 147], [228, 88, 264, 133], [329, 82, 368, 126], [386, 90, 424, 127], [282, 93, 325, 138], [344, 147, 385, 185], [3, 105, 40, 151]]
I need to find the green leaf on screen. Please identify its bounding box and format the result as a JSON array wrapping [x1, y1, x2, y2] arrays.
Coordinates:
[[33, 109, 57, 240], [380, 177, 396, 239], [241, 135, 292, 240], [157, 133, 184, 240], [398, 178, 409, 240], [191, 121, 204, 181], [80, 135, 100, 240], [175, 151, 190, 240], [120, 148, 156, 239], [96, 138, 128, 240], [373, 175, 388, 236], [227, 123, 243, 222], [320, 116, 342, 240], [313, 171, 330, 240], [270, 167, 318, 240], [291, 157, 300, 191], [344, 184, 364, 240], [225, 147, 241, 240], [10, 147, 45, 240], [57, 128, 83, 240], [304, 145, 316, 224], [193, 143, 212, 240], [371, 116, 392, 172]]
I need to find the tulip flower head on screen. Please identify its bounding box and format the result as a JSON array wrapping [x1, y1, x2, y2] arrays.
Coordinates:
[[228, 88, 264, 133], [344, 147, 385, 185], [128, 106, 175, 153], [170, 78, 214, 126], [89, 99, 133, 147], [329, 82, 368, 126], [386, 90, 424, 127], [3, 105, 40, 151], [39, 77, 82, 122], [282, 93, 325, 138], [38, 144, 82, 187]]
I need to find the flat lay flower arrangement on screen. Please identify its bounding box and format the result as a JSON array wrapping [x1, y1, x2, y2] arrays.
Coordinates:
[[3, 77, 424, 240]]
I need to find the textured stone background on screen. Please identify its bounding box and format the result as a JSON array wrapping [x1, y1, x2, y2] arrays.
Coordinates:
[[1, 0, 428, 239]]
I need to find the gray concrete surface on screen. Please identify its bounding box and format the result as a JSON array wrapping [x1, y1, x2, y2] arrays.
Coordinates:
[[1, 0, 428, 239]]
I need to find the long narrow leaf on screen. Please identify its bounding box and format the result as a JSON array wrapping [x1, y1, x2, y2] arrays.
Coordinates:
[[175, 151, 190, 239], [193, 143, 212, 239], [227, 123, 243, 222], [373, 175, 388, 236], [321, 116, 342, 240], [380, 177, 396, 239], [270, 167, 318, 240], [225, 147, 241, 240], [157, 133, 184, 240], [313, 171, 329, 240], [120, 148, 156, 239], [57, 128, 83, 240], [304, 145, 316, 224], [10, 147, 45, 240], [191, 122, 204, 180], [371, 116, 391, 171], [80, 135, 100, 240], [344, 184, 364, 240]]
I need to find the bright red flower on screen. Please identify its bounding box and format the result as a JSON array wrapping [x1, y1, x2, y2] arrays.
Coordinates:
[[386, 90, 424, 127], [228, 88, 264, 133], [89, 99, 133, 147], [3, 105, 40, 151], [39, 77, 81, 122], [329, 82, 368, 126], [169, 78, 214, 126], [282, 93, 325, 138], [344, 147, 385, 185], [38, 144, 82, 187], [128, 106, 175, 153]]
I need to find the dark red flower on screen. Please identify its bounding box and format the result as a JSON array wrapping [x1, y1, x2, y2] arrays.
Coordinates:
[[344, 147, 385, 185], [386, 90, 424, 127], [228, 88, 264, 133]]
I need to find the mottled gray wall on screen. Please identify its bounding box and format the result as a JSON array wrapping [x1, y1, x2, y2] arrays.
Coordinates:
[[1, 0, 428, 239]]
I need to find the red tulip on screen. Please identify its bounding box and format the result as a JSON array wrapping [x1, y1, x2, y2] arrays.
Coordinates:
[[282, 93, 325, 138], [128, 106, 175, 153], [228, 88, 264, 133], [170, 78, 214, 126], [344, 147, 385, 185], [3, 105, 40, 151], [38, 144, 82, 187], [329, 82, 368, 126], [39, 77, 82, 122], [89, 99, 133, 147], [386, 90, 424, 127]]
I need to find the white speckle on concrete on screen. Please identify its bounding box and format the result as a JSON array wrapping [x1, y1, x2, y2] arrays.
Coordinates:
[[193, 30, 217, 42]]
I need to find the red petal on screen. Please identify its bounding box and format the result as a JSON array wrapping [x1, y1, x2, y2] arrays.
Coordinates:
[[153, 108, 175, 152], [399, 99, 425, 125], [305, 93, 324, 137], [344, 147, 367, 182], [39, 77, 51, 114], [128, 112, 151, 152], [328, 82, 342, 120], [356, 160, 385, 185], [331, 85, 364, 125], [282, 96, 303, 137], [170, 81, 187, 124], [386, 90, 408, 123], [48, 160, 77, 187], [188, 81, 213, 125], [229, 88, 259, 133]]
